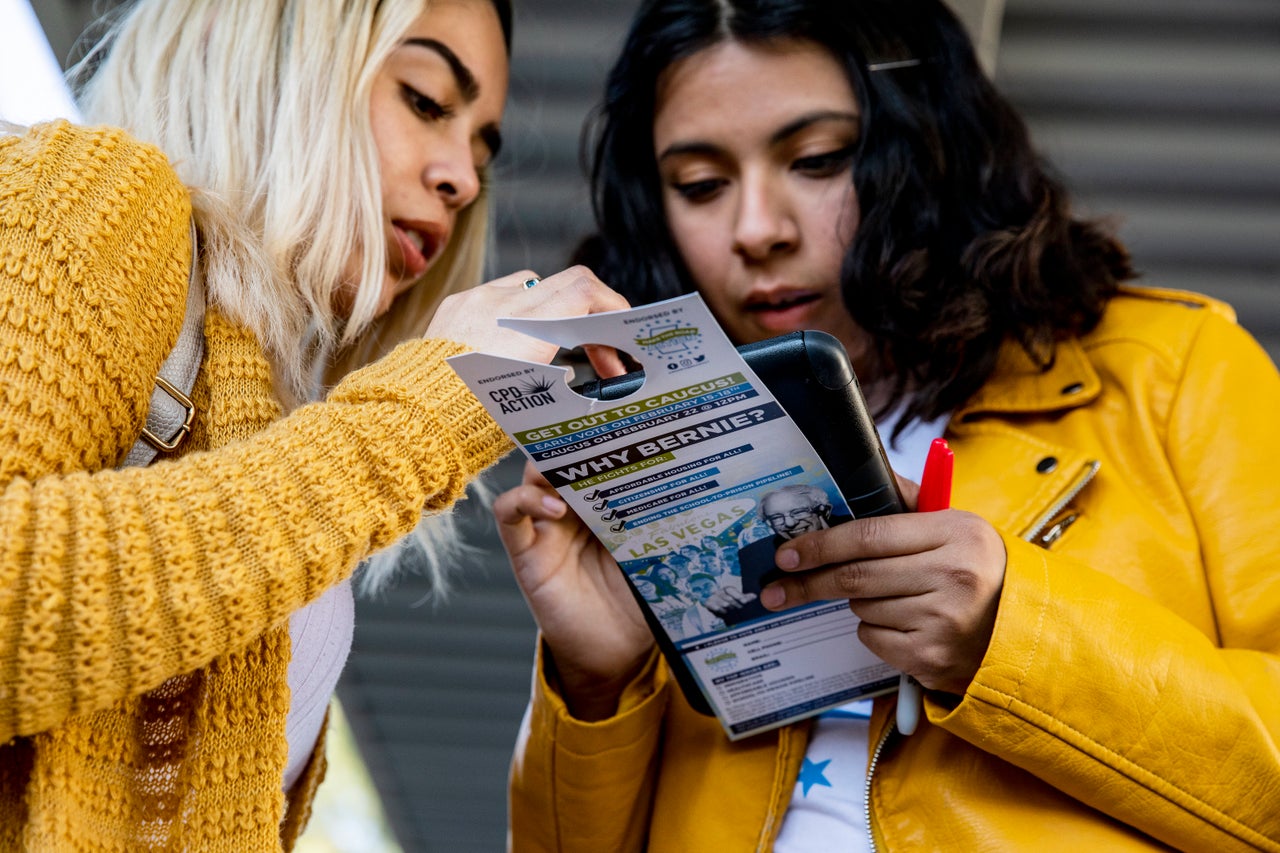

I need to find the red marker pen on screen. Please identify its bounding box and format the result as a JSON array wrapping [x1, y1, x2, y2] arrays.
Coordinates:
[[898, 437, 954, 735]]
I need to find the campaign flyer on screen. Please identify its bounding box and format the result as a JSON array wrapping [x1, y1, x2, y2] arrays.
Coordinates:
[[449, 293, 898, 739]]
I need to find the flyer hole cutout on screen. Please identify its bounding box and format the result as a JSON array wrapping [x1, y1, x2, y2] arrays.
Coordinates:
[[556, 343, 647, 401]]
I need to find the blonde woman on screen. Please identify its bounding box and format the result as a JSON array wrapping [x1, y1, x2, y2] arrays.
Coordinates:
[[0, 0, 626, 848]]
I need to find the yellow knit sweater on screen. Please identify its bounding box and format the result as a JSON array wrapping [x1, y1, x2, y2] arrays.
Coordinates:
[[0, 122, 510, 850]]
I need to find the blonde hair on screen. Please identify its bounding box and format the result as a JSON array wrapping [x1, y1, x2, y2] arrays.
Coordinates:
[[72, 0, 491, 404], [71, 0, 501, 595]]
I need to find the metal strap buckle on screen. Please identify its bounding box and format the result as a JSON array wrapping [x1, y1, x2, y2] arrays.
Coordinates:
[[140, 375, 196, 452]]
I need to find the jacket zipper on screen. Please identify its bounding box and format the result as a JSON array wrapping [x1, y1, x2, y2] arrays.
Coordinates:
[[1035, 511, 1079, 548], [1020, 460, 1099, 543], [863, 458, 1100, 851], [864, 720, 895, 852]]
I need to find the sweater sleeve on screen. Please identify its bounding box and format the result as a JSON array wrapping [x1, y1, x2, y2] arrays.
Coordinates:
[[0, 329, 510, 743], [509, 640, 667, 853], [936, 312, 1280, 852], [0, 121, 192, 480], [0, 124, 512, 742]]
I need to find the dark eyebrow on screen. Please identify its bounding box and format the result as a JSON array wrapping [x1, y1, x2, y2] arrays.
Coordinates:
[[402, 37, 504, 161], [657, 110, 860, 163], [404, 37, 478, 100], [770, 110, 860, 146], [656, 140, 720, 163]]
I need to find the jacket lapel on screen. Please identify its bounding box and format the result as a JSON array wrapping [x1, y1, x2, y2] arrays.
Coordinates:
[[947, 337, 1102, 541]]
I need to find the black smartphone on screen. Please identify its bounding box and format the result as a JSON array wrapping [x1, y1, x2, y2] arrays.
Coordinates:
[[574, 330, 906, 716]]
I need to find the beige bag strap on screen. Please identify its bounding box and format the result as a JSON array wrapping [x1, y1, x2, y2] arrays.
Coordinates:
[[122, 221, 204, 467]]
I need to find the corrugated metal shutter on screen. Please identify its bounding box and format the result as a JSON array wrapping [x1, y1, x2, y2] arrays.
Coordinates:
[[997, 0, 1280, 359], [486, 0, 632, 277]]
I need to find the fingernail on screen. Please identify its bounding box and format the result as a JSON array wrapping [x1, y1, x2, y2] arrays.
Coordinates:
[[541, 495, 565, 514], [776, 549, 799, 569], [761, 586, 785, 609]]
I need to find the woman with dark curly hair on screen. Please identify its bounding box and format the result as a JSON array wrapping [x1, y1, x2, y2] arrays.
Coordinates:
[[496, 1, 1280, 850]]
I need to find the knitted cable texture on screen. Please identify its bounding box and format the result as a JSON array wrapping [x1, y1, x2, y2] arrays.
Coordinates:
[[0, 122, 510, 850], [0, 121, 190, 480]]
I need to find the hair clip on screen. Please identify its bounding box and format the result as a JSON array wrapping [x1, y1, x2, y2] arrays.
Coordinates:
[[867, 58, 924, 72]]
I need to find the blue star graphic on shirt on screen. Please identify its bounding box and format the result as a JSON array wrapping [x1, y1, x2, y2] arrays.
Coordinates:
[[797, 757, 833, 797]]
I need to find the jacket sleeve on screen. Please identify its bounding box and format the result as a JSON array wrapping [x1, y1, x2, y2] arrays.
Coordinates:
[[0, 123, 512, 742], [508, 640, 667, 853], [937, 311, 1280, 852]]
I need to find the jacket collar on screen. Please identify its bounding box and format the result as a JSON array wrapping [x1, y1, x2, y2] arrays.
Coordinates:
[[946, 336, 1104, 542], [955, 335, 1101, 420]]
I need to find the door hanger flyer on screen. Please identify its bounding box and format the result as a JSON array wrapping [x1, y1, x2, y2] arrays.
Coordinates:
[[449, 294, 898, 740]]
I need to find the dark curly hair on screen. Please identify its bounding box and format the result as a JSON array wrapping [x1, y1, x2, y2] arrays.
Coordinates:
[[578, 0, 1134, 437]]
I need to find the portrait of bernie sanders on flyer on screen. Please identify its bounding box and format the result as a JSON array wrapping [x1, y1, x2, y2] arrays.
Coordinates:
[[715, 485, 852, 626]]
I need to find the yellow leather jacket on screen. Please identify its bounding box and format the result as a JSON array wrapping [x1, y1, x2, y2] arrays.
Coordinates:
[[509, 286, 1280, 852]]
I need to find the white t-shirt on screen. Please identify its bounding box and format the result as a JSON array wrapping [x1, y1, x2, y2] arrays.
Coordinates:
[[773, 408, 946, 851], [772, 699, 875, 850], [283, 578, 355, 791]]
